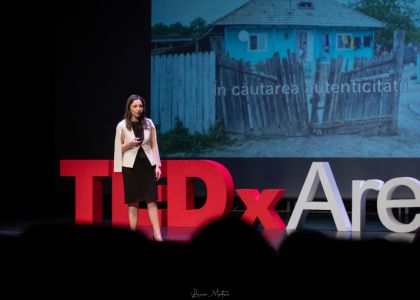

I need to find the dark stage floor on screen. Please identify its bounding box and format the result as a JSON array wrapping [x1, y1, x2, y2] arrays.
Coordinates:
[[0, 212, 417, 249]]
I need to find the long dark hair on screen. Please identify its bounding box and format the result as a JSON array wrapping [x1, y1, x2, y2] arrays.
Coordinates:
[[124, 94, 150, 130]]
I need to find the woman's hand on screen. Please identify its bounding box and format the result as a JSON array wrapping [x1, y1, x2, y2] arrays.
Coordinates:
[[131, 138, 141, 148], [155, 165, 161, 180]]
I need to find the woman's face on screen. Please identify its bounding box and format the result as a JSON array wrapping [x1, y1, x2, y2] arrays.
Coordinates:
[[130, 99, 144, 119]]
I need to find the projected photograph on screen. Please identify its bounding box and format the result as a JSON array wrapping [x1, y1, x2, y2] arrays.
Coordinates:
[[151, 0, 420, 157]]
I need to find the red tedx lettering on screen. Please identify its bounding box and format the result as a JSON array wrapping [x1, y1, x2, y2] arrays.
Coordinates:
[[60, 160, 111, 224], [236, 189, 286, 229], [60, 160, 236, 229]]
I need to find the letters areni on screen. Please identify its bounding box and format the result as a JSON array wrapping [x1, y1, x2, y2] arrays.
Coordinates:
[[60, 160, 420, 233]]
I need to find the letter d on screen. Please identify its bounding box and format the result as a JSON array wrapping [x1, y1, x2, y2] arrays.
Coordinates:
[[167, 160, 234, 227]]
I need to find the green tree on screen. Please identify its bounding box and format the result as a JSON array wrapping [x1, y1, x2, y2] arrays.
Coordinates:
[[190, 17, 208, 37], [152, 17, 209, 38], [168, 22, 190, 36], [352, 0, 420, 49], [152, 22, 189, 37], [152, 22, 170, 37]]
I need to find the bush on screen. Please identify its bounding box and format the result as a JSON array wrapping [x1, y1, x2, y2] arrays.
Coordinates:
[[158, 119, 227, 155]]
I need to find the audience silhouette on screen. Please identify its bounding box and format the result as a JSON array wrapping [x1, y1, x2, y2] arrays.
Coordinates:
[[186, 217, 278, 298], [1, 219, 418, 298]]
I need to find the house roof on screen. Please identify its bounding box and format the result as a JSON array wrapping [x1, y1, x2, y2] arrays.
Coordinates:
[[212, 0, 385, 28]]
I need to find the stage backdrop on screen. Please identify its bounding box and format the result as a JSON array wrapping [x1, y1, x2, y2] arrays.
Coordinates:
[[23, 0, 416, 224]]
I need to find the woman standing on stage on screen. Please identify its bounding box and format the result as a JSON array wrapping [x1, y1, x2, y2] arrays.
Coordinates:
[[113, 94, 163, 241]]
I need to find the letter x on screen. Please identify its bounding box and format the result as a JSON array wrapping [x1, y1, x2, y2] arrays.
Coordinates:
[[236, 189, 286, 229]]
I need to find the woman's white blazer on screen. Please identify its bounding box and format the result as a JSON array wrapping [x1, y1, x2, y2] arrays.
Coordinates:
[[114, 118, 161, 172]]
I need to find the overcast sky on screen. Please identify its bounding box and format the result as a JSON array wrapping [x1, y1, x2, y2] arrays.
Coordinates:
[[151, 0, 420, 26], [152, 0, 247, 25]]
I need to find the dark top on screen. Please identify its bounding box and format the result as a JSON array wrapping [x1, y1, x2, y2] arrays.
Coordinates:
[[132, 121, 144, 144]]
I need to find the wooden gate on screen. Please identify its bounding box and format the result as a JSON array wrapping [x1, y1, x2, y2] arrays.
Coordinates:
[[310, 31, 405, 135], [217, 51, 309, 137]]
